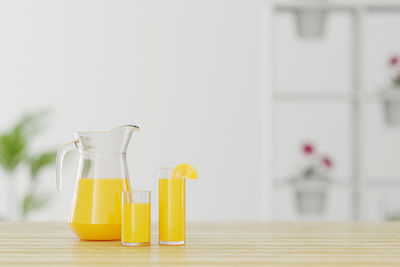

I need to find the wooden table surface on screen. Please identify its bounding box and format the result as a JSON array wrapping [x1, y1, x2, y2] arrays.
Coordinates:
[[1, 222, 400, 266]]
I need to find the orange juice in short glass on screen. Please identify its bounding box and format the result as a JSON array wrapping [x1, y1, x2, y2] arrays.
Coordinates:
[[122, 190, 151, 246]]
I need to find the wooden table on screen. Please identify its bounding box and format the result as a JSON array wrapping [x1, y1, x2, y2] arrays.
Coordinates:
[[1, 222, 400, 266]]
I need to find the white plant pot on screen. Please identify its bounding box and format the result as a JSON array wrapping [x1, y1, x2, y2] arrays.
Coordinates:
[[381, 88, 400, 126], [292, 179, 329, 215], [294, 7, 327, 38]]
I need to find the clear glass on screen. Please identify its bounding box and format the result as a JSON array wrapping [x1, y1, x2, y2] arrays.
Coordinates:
[[56, 125, 139, 240], [159, 168, 186, 245], [122, 190, 151, 246]]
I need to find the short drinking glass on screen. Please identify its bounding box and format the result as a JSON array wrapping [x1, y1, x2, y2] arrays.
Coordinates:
[[122, 190, 151, 246]]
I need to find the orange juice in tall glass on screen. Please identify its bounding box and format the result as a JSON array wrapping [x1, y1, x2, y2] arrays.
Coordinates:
[[159, 164, 198, 245], [159, 174, 185, 244]]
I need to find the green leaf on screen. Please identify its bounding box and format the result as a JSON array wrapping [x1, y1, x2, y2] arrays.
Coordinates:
[[29, 151, 57, 180], [302, 166, 315, 178], [0, 110, 51, 173], [22, 192, 51, 217], [394, 78, 400, 88], [0, 128, 28, 172]]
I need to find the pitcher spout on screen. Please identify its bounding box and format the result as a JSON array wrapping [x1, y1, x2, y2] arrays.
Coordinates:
[[112, 125, 140, 136], [74, 125, 140, 154], [109, 125, 140, 153]]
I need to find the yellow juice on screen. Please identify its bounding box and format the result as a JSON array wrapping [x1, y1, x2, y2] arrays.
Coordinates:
[[68, 178, 130, 240], [122, 203, 151, 244], [159, 178, 185, 243]]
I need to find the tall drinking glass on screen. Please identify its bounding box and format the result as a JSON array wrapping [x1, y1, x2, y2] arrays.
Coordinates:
[[122, 190, 151, 246], [159, 168, 185, 245]]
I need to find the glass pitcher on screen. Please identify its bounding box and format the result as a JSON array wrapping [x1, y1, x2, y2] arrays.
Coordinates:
[[56, 125, 139, 240]]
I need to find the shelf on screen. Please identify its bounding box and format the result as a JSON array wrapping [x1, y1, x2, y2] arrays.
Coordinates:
[[361, 179, 400, 188], [270, 0, 400, 220], [273, 178, 400, 188], [274, 1, 400, 13], [365, 4, 400, 13], [273, 179, 350, 188], [273, 92, 380, 102], [274, 2, 354, 13], [273, 92, 354, 102]]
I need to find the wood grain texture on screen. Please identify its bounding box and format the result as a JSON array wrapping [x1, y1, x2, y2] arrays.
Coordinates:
[[0, 222, 400, 266]]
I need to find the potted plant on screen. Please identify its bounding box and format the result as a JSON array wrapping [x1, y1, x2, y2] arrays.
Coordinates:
[[381, 55, 400, 126], [294, 0, 328, 38], [291, 142, 333, 215]]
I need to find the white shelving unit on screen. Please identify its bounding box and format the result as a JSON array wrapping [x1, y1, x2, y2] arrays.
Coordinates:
[[270, 1, 400, 221]]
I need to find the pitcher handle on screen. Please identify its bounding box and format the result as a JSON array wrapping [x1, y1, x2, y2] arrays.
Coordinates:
[[56, 141, 77, 191]]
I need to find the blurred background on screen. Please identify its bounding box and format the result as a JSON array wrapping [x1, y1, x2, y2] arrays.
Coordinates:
[[1, 0, 400, 222]]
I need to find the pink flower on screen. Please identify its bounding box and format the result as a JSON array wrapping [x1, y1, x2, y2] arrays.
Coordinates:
[[302, 143, 314, 155], [322, 156, 333, 168], [389, 55, 398, 67]]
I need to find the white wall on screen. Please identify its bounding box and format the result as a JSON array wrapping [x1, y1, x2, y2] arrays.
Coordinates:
[[0, 0, 269, 221]]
